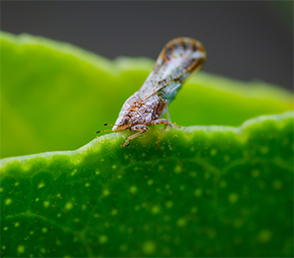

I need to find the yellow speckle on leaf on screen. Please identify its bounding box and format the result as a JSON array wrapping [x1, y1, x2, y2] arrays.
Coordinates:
[[174, 165, 182, 174], [158, 165, 164, 171], [224, 155, 230, 162], [71, 169, 77, 176], [5, 198, 12, 205], [129, 186, 138, 194], [251, 169, 260, 177], [111, 209, 118, 216], [40, 248, 46, 254], [229, 193, 239, 203], [272, 180, 282, 190], [85, 183, 90, 187], [165, 201, 173, 209], [99, 235, 108, 244], [189, 171, 197, 177], [17, 245, 25, 253], [194, 188, 202, 197], [147, 179, 154, 185], [14, 182, 19, 186], [180, 185, 185, 190], [14, 222, 20, 227], [4, 227, 8, 231], [112, 165, 117, 170], [30, 231, 34, 235], [191, 207, 198, 213], [258, 230, 272, 243], [151, 205, 160, 214], [177, 217, 187, 227], [42, 228, 47, 233], [120, 244, 127, 251], [210, 149, 217, 156], [37, 182, 45, 189], [102, 189, 110, 196], [260, 146, 269, 154], [95, 169, 100, 175], [142, 241, 156, 254], [135, 205, 140, 211], [65, 202, 73, 210], [44, 201, 50, 208], [0, 187, 3, 192]]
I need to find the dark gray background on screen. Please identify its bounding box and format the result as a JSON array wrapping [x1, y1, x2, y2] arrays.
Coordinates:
[[2, 1, 293, 90]]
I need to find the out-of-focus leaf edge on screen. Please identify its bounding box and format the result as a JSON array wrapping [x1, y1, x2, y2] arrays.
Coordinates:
[[1, 111, 293, 170]]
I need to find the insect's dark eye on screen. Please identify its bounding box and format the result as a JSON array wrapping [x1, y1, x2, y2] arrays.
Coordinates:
[[123, 117, 129, 125]]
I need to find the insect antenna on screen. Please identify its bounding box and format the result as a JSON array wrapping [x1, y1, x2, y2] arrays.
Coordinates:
[[96, 123, 115, 134], [96, 129, 112, 134]]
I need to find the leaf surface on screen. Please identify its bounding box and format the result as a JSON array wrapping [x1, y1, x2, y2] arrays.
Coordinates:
[[1, 112, 293, 257]]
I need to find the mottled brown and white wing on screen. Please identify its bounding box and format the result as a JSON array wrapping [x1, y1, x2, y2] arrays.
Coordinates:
[[138, 37, 206, 103]]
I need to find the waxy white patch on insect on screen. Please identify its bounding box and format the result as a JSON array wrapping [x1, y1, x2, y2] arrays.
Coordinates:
[[99, 37, 206, 147]]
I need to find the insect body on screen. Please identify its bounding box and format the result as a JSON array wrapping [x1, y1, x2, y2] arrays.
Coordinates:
[[101, 37, 206, 147]]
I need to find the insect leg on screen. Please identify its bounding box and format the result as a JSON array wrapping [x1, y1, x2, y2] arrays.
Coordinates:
[[121, 124, 148, 147], [162, 99, 181, 129], [162, 100, 180, 128], [151, 119, 168, 148], [165, 105, 172, 125]]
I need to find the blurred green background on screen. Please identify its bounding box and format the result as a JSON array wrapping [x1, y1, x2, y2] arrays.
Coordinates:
[[1, 1, 293, 158], [1, 32, 293, 158], [2, 1, 292, 89]]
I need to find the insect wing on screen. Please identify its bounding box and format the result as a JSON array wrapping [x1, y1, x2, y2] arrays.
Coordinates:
[[138, 37, 206, 102]]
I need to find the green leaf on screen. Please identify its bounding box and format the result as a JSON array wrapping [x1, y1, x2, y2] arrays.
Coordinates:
[[1, 112, 293, 257], [1, 31, 293, 158], [1, 32, 293, 257]]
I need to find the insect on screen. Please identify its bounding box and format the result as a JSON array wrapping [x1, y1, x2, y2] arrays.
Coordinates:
[[97, 37, 206, 147]]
